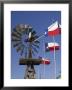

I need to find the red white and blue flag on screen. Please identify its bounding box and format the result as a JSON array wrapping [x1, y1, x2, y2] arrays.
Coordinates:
[[45, 21, 61, 36], [48, 21, 61, 36], [39, 56, 50, 64], [45, 42, 60, 51]]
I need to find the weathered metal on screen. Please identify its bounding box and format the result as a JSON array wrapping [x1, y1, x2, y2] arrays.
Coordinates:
[[19, 58, 42, 65]]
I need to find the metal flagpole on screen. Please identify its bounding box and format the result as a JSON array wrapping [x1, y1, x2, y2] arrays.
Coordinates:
[[43, 38, 45, 79], [53, 36, 56, 79]]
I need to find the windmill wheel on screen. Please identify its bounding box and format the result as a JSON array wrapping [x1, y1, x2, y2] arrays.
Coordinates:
[[12, 24, 40, 57]]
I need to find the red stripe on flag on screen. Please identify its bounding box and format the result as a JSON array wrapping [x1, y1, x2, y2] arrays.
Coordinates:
[[48, 28, 61, 36], [41, 60, 50, 64], [45, 46, 60, 52], [41, 59, 50, 64], [49, 46, 60, 51]]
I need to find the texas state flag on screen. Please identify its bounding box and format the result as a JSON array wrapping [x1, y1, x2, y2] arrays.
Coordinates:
[[46, 21, 61, 36], [45, 42, 60, 51], [41, 58, 50, 64], [39, 56, 50, 64]]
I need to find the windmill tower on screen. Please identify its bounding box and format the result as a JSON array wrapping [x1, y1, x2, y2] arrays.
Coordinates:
[[12, 24, 42, 79]]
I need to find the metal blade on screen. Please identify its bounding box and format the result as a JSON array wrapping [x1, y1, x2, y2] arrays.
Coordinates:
[[32, 46, 38, 53], [20, 45, 24, 56], [16, 44, 24, 52], [12, 31, 21, 39], [12, 36, 21, 41], [12, 39, 21, 42], [13, 41, 22, 47], [32, 44, 39, 48], [34, 40, 40, 44]]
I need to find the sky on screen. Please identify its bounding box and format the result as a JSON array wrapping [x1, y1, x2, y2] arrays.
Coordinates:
[[11, 11, 61, 79]]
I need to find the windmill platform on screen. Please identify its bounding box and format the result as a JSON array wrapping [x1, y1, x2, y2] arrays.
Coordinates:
[[19, 58, 42, 65]]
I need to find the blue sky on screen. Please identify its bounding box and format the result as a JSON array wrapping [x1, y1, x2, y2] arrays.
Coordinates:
[[11, 11, 61, 79]]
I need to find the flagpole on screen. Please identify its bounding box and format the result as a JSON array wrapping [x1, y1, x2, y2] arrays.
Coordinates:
[[53, 36, 56, 79], [43, 38, 45, 79]]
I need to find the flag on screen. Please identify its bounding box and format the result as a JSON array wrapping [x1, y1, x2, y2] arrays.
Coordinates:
[[48, 21, 61, 36], [41, 58, 50, 64], [39, 56, 50, 64], [45, 42, 60, 51]]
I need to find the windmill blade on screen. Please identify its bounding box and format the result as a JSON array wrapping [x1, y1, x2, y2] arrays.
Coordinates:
[[16, 30, 22, 36], [13, 41, 21, 44], [21, 28, 27, 34], [15, 25, 23, 35], [32, 50, 35, 56], [12, 36, 21, 40], [13, 41, 22, 47], [12, 35, 21, 40], [17, 24, 25, 32], [12, 28, 22, 36], [16, 44, 24, 52], [16, 29, 22, 36], [32, 44, 39, 48], [20, 45, 24, 56], [12, 39, 21, 42], [12, 31, 21, 39], [16, 46, 22, 52], [33, 35, 39, 40], [12, 36, 21, 41], [15, 25, 32, 35], [34, 40, 40, 44], [32, 46, 38, 53], [13, 28, 22, 37]]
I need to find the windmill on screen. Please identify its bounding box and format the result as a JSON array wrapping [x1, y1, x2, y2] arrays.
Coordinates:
[[12, 24, 42, 79]]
